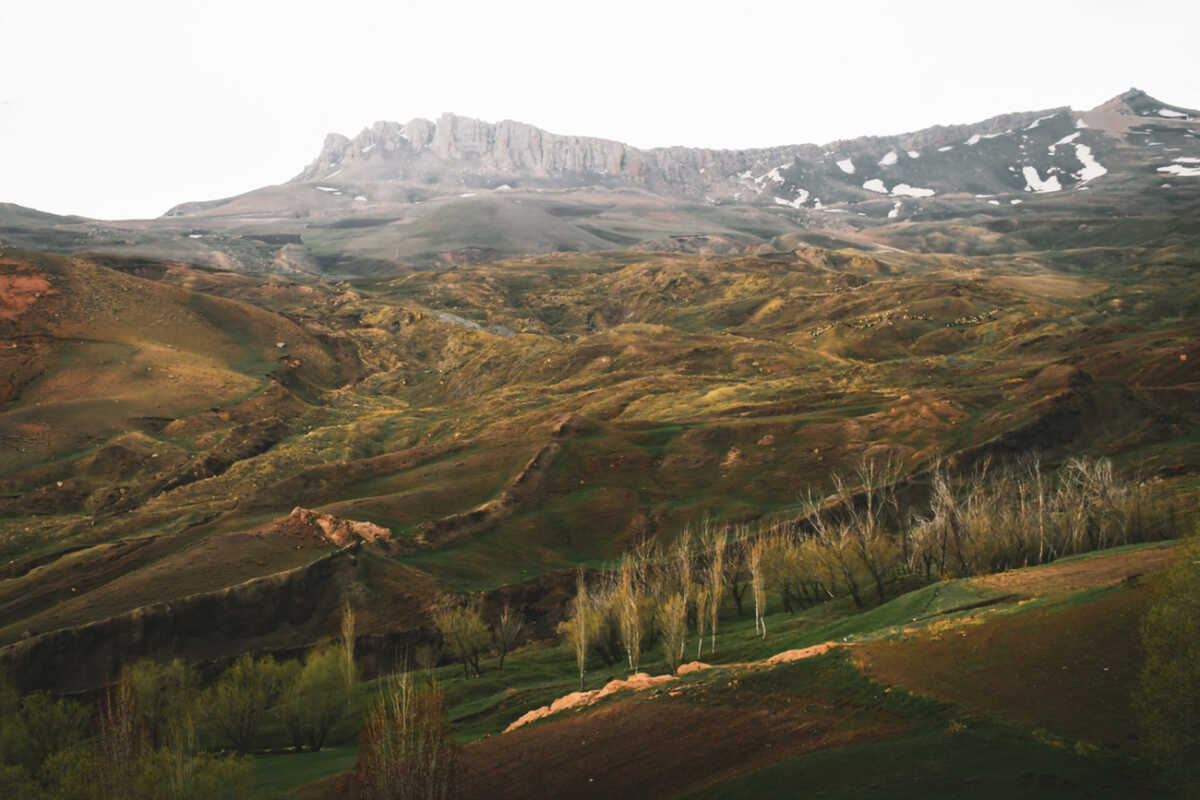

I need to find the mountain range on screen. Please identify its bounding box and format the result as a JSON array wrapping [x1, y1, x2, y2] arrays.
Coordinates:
[[2, 88, 1198, 272]]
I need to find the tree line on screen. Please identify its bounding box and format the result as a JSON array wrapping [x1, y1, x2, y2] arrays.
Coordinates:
[[551, 455, 1178, 687]]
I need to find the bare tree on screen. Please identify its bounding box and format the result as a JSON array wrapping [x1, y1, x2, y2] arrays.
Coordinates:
[[833, 454, 902, 604], [804, 493, 866, 609], [492, 604, 524, 670], [721, 531, 752, 616], [358, 670, 457, 800], [96, 676, 145, 795], [764, 532, 812, 613], [673, 531, 694, 662], [655, 593, 688, 674], [705, 525, 727, 654], [748, 535, 767, 638], [694, 583, 710, 659], [616, 554, 644, 673], [560, 569, 591, 690]]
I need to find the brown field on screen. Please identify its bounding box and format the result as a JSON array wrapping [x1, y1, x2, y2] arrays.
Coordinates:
[[856, 577, 1164, 749]]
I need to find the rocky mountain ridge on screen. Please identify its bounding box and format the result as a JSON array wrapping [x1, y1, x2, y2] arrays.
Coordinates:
[[287, 106, 1073, 202], [276, 88, 1197, 207], [3, 90, 1197, 273]]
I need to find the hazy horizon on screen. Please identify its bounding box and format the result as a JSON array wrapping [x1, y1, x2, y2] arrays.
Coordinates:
[[2, 0, 1197, 220]]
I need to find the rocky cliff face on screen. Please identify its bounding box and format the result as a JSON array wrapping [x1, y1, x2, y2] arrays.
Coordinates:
[[288, 105, 1096, 204], [161, 88, 1200, 222], [293, 113, 650, 187]]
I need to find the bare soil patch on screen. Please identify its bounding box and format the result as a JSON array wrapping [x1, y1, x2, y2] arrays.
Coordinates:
[[462, 697, 909, 800], [0, 268, 53, 321], [856, 576, 1162, 748], [988, 273, 1107, 299], [968, 541, 1180, 597]]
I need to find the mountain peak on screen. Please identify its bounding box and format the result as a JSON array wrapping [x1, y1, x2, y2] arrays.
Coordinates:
[[1090, 88, 1195, 119]]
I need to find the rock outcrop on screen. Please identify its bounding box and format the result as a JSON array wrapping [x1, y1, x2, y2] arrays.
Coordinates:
[[259, 506, 392, 547]]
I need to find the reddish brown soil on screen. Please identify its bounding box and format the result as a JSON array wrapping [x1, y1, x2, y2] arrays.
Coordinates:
[[0, 268, 53, 321], [856, 576, 1164, 748], [308, 696, 910, 800]]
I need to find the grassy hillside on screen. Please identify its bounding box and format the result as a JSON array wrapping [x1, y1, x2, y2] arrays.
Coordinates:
[[1, 228, 1197, 679], [267, 542, 1181, 799]]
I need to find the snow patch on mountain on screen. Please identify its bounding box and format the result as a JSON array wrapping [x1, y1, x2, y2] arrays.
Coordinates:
[[907, 150, 920, 158], [888, 200, 902, 219], [1049, 132, 1080, 154], [1025, 114, 1058, 130], [1158, 108, 1188, 118], [1159, 163, 1200, 177], [773, 189, 810, 209], [862, 179, 888, 194], [1072, 145, 1107, 182], [1022, 167, 1061, 193], [879, 151, 898, 167], [891, 184, 935, 198], [837, 158, 856, 174]]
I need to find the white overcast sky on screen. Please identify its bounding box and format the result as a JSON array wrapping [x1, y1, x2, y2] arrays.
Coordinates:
[[1, 0, 1197, 220]]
